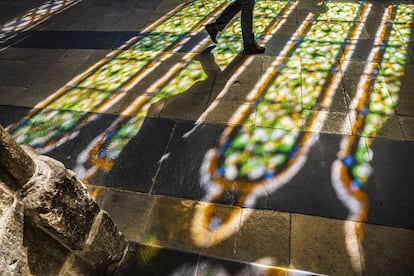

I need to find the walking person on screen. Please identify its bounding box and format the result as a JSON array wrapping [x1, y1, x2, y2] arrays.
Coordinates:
[[205, 0, 265, 54]]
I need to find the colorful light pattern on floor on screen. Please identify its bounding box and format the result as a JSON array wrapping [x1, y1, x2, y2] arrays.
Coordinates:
[[0, 0, 81, 43], [75, 0, 295, 182], [331, 4, 413, 269], [212, 1, 290, 70], [4, 1, 413, 271], [192, 1, 369, 248], [8, 0, 228, 153]]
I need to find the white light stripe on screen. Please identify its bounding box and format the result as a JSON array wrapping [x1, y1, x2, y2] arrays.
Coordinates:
[[350, 6, 391, 111]]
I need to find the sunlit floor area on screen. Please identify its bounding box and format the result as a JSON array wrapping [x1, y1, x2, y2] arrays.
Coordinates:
[[0, 0, 413, 274]]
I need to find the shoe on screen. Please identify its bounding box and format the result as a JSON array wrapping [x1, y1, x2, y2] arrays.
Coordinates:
[[311, 1, 327, 14], [206, 23, 218, 43], [243, 42, 265, 54]]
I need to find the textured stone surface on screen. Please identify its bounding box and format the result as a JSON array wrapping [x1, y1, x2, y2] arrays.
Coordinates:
[[362, 223, 414, 275], [94, 188, 156, 243], [0, 184, 14, 216], [399, 115, 414, 141], [0, 184, 29, 276], [144, 196, 199, 252], [236, 209, 290, 267], [196, 202, 241, 260], [57, 254, 95, 276], [0, 131, 128, 274], [22, 156, 100, 250], [77, 210, 128, 273], [0, 125, 35, 189], [23, 221, 69, 276], [290, 214, 361, 275]]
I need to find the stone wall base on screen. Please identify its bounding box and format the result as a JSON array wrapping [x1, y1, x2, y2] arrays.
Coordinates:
[[0, 126, 129, 275]]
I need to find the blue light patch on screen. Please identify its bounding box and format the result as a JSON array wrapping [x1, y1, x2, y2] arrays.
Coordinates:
[[208, 217, 221, 231], [351, 179, 362, 189], [343, 155, 354, 168]]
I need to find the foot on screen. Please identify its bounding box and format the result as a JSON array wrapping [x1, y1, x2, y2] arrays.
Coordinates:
[[243, 42, 265, 54], [205, 23, 218, 43]]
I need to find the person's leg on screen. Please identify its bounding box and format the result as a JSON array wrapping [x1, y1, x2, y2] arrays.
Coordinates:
[[207, 0, 264, 54], [214, 0, 241, 31], [206, 0, 241, 43], [239, 0, 255, 44], [240, 0, 264, 53]]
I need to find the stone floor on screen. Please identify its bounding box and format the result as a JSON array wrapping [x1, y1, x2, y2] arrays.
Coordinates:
[[0, 0, 413, 275]]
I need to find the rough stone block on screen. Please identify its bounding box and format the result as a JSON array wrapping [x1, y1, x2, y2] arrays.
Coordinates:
[[77, 210, 128, 274], [0, 129, 128, 274], [0, 184, 14, 215], [0, 184, 29, 275], [0, 125, 35, 189], [0, 166, 18, 189], [22, 156, 100, 250], [23, 221, 70, 276], [58, 254, 95, 276]]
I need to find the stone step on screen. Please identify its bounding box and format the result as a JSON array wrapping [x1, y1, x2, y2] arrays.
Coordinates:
[[114, 242, 318, 276], [90, 185, 414, 275]]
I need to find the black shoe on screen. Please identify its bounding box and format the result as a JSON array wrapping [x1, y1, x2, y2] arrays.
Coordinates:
[[310, 1, 327, 14], [206, 23, 218, 43], [243, 42, 265, 54]]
